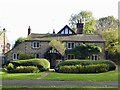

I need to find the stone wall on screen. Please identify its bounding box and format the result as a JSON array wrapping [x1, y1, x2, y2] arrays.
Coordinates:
[[5, 41, 105, 60]]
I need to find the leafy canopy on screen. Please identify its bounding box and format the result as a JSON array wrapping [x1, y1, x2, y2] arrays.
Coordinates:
[[66, 44, 102, 59], [69, 10, 96, 34]]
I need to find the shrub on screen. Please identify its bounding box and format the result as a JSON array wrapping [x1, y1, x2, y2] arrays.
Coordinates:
[[15, 66, 39, 73], [19, 53, 35, 60], [11, 58, 50, 71], [56, 59, 116, 71], [6, 63, 14, 73], [58, 64, 109, 73], [59, 65, 79, 73], [84, 64, 109, 73]]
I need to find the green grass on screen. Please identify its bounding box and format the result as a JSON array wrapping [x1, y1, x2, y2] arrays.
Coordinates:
[[2, 72, 44, 80], [1, 86, 119, 90], [1, 70, 118, 81], [42, 70, 118, 81]]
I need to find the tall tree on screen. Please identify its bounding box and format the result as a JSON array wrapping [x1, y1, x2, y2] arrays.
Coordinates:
[[69, 11, 96, 34], [102, 28, 119, 61], [96, 16, 118, 31]]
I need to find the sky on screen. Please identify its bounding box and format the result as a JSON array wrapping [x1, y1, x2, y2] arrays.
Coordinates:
[[0, 0, 119, 48]]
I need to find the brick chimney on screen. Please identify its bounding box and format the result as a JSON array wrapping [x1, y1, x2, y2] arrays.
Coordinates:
[[76, 19, 84, 34], [28, 26, 31, 36]]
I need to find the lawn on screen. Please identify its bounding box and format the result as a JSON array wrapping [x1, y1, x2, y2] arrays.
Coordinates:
[[1, 86, 119, 90], [1, 70, 118, 81], [42, 70, 118, 81], [1, 72, 44, 80]]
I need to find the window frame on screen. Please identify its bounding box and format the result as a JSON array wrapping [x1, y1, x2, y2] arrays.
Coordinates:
[[32, 42, 40, 48], [13, 53, 19, 60], [67, 42, 75, 49]]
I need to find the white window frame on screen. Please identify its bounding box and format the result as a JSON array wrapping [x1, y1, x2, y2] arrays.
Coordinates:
[[67, 42, 75, 49], [13, 53, 19, 60], [32, 42, 40, 48]]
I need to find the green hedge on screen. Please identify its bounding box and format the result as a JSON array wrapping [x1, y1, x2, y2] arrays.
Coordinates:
[[11, 58, 50, 71], [14, 66, 39, 73], [56, 59, 116, 71], [58, 64, 109, 73], [5, 63, 39, 73]]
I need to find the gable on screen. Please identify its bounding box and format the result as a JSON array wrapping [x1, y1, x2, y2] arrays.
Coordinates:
[[57, 25, 76, 35]]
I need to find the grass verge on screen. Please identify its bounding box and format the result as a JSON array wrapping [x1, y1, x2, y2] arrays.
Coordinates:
[[2, 72, 44, 80], [1, 86, 119, 90], [42, 70, 118, 81]]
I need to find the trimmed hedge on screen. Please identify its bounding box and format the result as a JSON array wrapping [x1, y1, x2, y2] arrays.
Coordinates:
[[14, 66, 39, 73], [58, 64, 109, 73], [56, 59, 116, 71], [10, 58, 50, 71]]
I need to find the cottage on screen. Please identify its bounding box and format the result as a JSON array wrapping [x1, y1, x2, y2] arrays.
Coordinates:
[[5, 21, 105, 68]]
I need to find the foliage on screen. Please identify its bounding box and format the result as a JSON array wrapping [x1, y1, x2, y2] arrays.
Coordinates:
[[101, 28, 120, 61], [14, 66, 39, 73], [13, 37, 26, 48], [6, 63, 14, 73], [58, 64, 109, 73], [69, 10, 96, 34], [11, 58, 50, 71], [56, 60, 116, 71], [96, 16, 118, 31], [65, 44, 102, 59], [95, 16, 119, 61], [19, 53, 35, 60], [49, 39, 65, 55]]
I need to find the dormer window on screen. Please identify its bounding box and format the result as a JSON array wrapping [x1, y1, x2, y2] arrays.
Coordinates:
[[57, 25, 76, 35], [32, 42, 40, 48]]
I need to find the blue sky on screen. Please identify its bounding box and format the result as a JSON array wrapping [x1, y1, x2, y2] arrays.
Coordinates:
[[0, 0, 119, 47]]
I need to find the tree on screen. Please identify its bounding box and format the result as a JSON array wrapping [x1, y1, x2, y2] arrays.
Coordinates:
[[66, 44, 102, 59], [49, 39, 65, 55], [69, 11, 96, 34], [101, 28, 119, 61], [96, 16, 118, 31], [13, 37, 26, 48]]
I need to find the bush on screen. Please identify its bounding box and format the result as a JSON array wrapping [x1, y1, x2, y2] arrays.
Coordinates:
[[84, 64, 109, 73], [15, 66, 39, 73], [6, 63, 14, 73], [58, 64, 109, 73], [19, 53, 35, 60], [56, 59, 116, 71], [11, 58, 50, 71]]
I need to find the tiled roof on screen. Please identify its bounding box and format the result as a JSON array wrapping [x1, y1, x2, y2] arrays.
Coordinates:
[[26, 33, 105, 42]]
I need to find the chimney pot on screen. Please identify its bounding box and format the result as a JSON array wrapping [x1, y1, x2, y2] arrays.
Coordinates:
[[28, 26, 31, 36]]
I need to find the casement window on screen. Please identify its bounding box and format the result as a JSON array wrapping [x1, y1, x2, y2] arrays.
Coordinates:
[[32, 42, 40, 48], [67, 42, 75, 49], [13, 53, 19, 60], [67, 54, 75, 59]]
